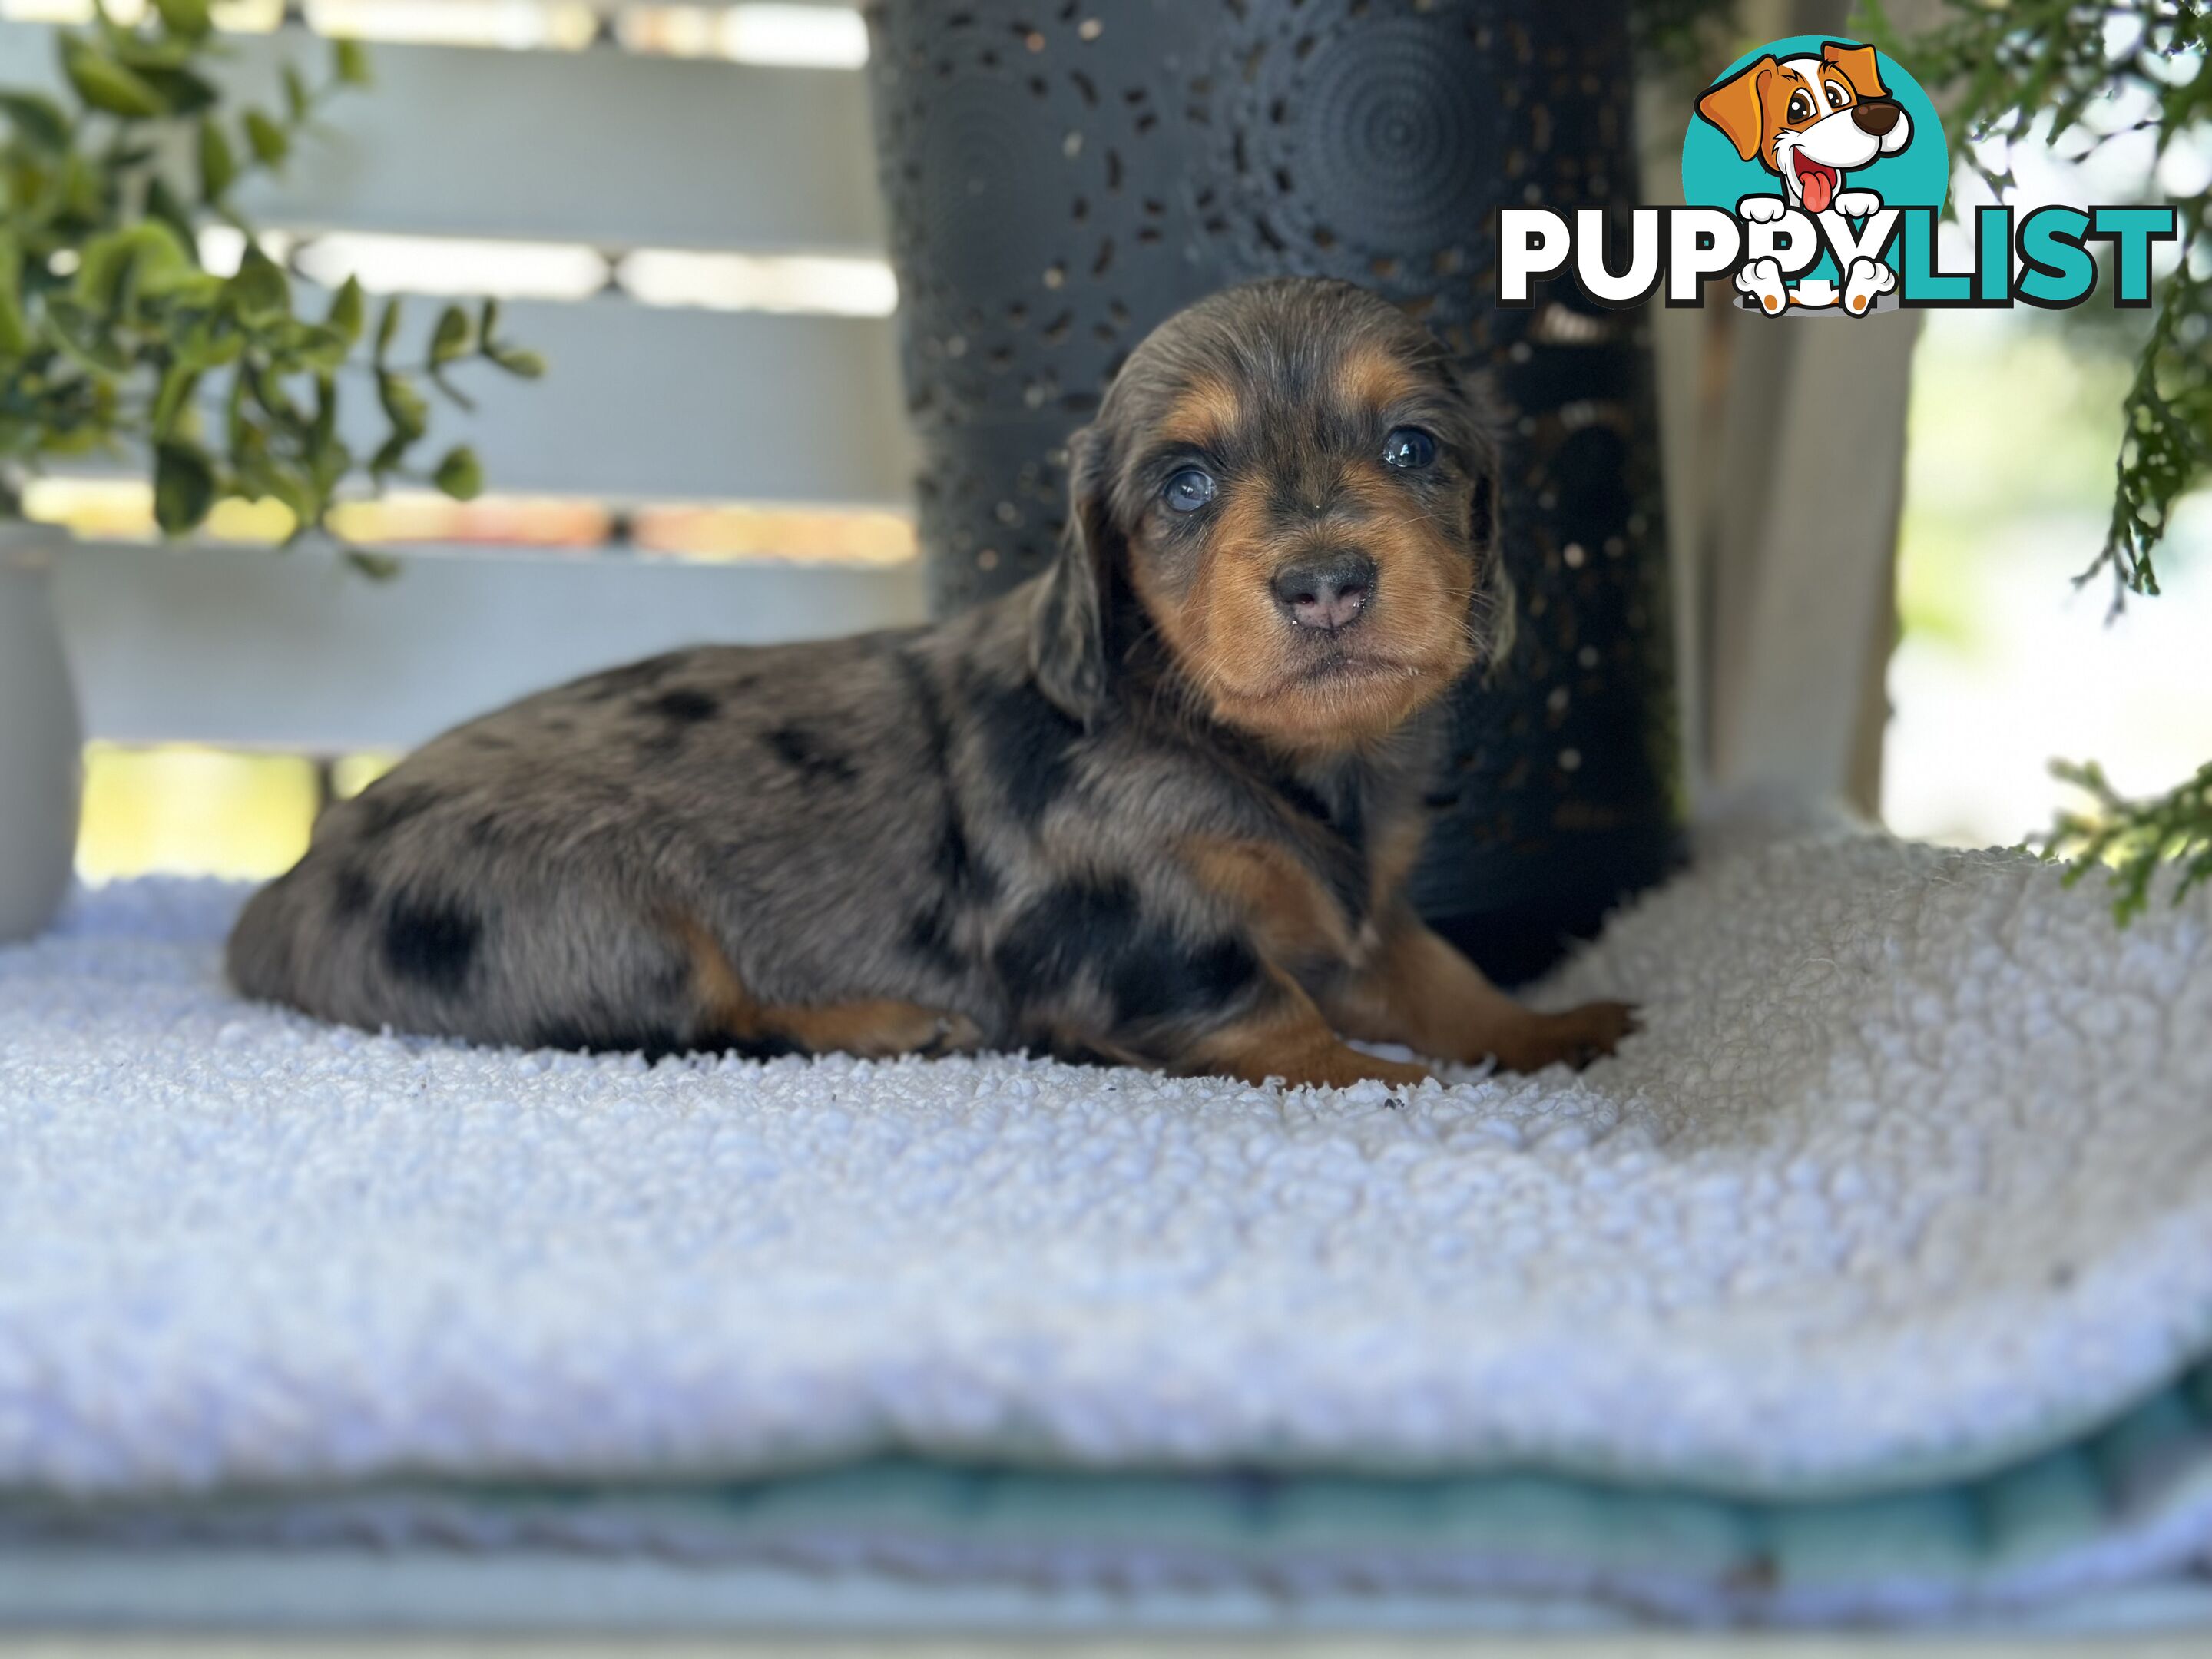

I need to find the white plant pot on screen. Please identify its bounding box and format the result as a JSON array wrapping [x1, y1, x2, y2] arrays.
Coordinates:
[[0, 528, 83, 943]]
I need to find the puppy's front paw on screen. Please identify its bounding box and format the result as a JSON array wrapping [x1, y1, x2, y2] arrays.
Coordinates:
[[1734, 257, 1787, 315], [1833, 190, 1883, 218], [1736, 194, 1789, 224], [1842, 257, 1897, 315], [1492, 1001, 1639, 1074]]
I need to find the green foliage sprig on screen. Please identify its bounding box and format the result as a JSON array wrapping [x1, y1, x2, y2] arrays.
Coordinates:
[[0, 0, 544, 573], [1860, 0, 2210, 608], [2041, 757, 2212, 919]]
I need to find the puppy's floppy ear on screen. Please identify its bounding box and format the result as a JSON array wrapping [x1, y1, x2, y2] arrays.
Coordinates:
[[1451, 365, 1517, 672], [1029, 424, 1117, 724], [1820, 39, 1887, 99], [1696, 55, 1778, 163]]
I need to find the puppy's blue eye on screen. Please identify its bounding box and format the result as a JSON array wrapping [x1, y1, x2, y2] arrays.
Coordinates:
[[1382, 428, 1437, 471], [1164, 466, 1217, 513]]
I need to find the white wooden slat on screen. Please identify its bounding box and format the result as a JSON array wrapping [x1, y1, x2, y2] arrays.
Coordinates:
[[50, 537, 927, 753], [366, 299, 917, 506], [55, 299, 917, 508], [0, 23, 886, 255]]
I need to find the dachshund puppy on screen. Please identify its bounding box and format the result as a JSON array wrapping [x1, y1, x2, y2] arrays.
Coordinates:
[[229, 278, 1633, 1088]]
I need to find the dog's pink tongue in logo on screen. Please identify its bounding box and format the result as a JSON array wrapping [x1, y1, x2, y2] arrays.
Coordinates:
[[1796, 154, 1838, 214]]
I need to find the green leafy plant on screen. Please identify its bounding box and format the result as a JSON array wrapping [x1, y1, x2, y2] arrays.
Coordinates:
[[1856, 0, 2211, 919], [0, 0, 544, 573]]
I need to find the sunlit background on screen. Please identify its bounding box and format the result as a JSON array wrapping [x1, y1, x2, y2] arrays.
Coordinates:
[[16, 0, 2208, 882]]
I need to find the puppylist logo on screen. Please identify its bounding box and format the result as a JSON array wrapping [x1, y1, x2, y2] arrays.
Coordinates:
[[1500, 35, 2178, 316]]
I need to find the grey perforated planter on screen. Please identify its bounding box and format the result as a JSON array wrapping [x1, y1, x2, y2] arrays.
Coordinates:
[[866, 0, 1683, 981]]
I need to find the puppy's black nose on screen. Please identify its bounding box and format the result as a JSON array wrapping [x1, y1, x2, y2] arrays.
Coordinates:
[[1272, 552, 1375, 632], [1852, 98, 1901, 136]]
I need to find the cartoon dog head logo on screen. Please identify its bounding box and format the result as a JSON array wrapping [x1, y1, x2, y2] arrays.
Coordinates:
[[1681, 35, 1945, 316], [1696, 42, 1912, 218]]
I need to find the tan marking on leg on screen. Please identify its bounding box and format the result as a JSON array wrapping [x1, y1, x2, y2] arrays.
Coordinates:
[[1187, 968, 1432, 1090], [1365, 813, 1431, 926], [766, 1000, 982, 1060], [1323, 906, 1636, 1071], [1181, 835, 1355, 964], [674, 916, 978, 1060]]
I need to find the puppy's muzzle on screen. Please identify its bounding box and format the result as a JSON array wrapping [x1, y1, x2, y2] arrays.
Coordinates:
[[1271, 551, 1375, 633], [1851, 98, 1902, 137]]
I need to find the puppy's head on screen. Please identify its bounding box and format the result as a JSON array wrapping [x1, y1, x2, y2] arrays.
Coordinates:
[[1695, 42, 1909, 213], [1031, 278, 1508, 753]]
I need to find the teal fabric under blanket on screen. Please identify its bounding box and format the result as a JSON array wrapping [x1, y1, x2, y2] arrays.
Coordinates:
[[4, 820, 2212, 1627], [7, 1362, 2212, 1626]]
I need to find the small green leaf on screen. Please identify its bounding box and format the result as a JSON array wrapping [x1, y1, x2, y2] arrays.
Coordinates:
[[377, 369, 428, 440], [432, 445, 482, 501], [369, 431, 412, 478], [154, 0, 214, 38], [0, 93, 71, 152], [282, 64, 310, 124], [130, 64, 218, 116], [291, 322, 352, 371], [197, 116, 236, 200], [429, 303, 472, 366], [226, 244, 290, 323], [242, 108, 289, 167], [345, 549, 402, 581], [328, 275, 366, 344], [44, 296, 130, 373], [144, 175, 198, 256], [0, 234, 29, 358], [75, 222, 194, 310], [154, 439, 217, 535], [374, 295, 402, 364], [59, 39, 168, 119], [332, 37, 372, 88], [0, 288, 28, 359], [478, 297, 501, 343], [176, 312, 244, 369], [151, 363, 201, 437], [486, 344, 546, 379]]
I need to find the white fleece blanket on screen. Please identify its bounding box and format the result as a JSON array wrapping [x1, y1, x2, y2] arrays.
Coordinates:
[[2, 822, 2210, 1527]]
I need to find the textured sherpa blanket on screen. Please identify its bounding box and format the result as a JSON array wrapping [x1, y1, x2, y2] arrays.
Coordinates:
[[4, 819, 2212, 1625]]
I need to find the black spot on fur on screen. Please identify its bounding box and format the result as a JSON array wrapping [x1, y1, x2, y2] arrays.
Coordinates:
[[468, 734, 512, 753], [972, 678, 1079, 826], [353, 785, 437, 841], [1108, 933, 1257, 1025], [896, 649, 1001, 909], [905, 899, 966, 975], [992, 877, 1141, 995], [1277, 777, 1334, 824], [648, 688, 719, 724], [765, 724, 857, 786], [330, 865, 375, 920], [382, 901, 479, 993], [992, 879, 1255, 1032]]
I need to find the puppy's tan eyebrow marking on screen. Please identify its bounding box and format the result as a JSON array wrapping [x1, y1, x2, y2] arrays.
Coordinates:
[[1155, 376, 1244, 449], [1334, 343, 1423, 412]]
